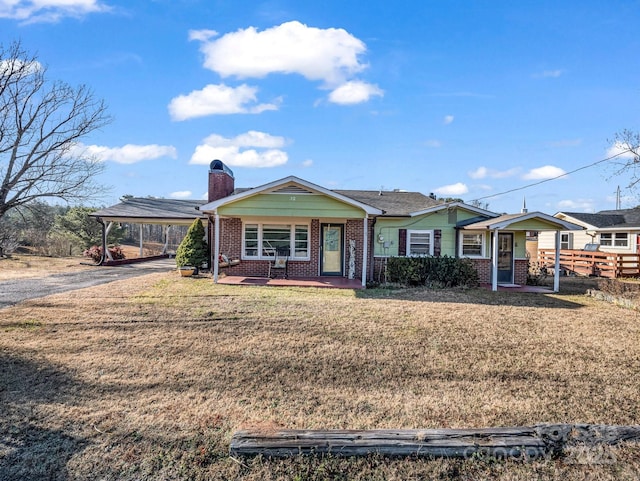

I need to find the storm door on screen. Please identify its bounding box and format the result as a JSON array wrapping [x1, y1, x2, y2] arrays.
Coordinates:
[[497, 232, 514, 284], [320, 224, 344, 276]]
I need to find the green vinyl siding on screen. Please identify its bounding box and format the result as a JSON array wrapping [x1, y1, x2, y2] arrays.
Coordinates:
[[374, 209, 459, 257], [218, 193, 365, 218]]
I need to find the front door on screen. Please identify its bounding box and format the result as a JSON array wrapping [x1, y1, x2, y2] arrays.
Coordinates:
[[497, 232, 514, 284], [321, 224, 344, 276]]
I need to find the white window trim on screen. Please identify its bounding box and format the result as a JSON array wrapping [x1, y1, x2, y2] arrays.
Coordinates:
[[599, 232, 630, 249], [560, 232, 573, 250], [242, 222, 311, 260], [406, 229, 434, 256], [459, 231, 486, 258]]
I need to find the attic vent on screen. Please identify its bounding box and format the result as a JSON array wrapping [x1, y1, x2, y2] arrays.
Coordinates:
[[271, 185, 314, 195]]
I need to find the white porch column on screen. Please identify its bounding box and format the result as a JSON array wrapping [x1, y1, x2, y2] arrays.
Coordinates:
[[361, 215, 368, 287], [213, 212, 220, 283], [162, 225, 170, 255], [491, 228, 499, 291], [139, 224, 143, 257], [105, 222, 114, 261], [554, 230, 561, 292]]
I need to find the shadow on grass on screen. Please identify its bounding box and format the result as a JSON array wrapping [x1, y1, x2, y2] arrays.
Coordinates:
[[0, 353, 87, 481], [357, 285, 586, 309]]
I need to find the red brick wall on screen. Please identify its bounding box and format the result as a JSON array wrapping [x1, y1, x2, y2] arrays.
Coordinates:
[[514, 259, 528, 285], [208, 171, 235, 202], [471, 258, 492, 283], [210, 216, 375, 281]]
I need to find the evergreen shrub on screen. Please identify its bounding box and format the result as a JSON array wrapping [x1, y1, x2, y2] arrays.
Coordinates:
[[386, 255, 479, 288]]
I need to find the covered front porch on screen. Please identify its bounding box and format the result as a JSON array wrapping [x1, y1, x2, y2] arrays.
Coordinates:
[[463, 212, 583, 292]]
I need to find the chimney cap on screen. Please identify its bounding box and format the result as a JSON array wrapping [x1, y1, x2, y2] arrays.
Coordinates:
[[209, 159, 234, 178]]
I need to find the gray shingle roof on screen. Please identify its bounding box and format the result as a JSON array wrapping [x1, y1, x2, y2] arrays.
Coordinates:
[[334, 190, 442, 216], [563, 208, 640, 228], [91, 189, 443, 221], [91, 197, 206, 221]]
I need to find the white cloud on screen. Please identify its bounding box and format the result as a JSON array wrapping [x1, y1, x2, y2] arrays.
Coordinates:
[[468, 166, 519, 179], [168, 83, 279, 121], [607, 141, 638, 160], [0, 59, 42, 76], [443, 115, 454, 125], [169, 191, 192, 199], [328, 81, 383, 105], [557, 199, 595, 212], [533, 69, 565, 78], [188, 29, 217, 42], [434, 182, 469, 196], [0, 0, 110, 23], [302, 159, 313, 167], [191, 21, 368, 86], [72, 143, 177, 164], [189, 131, 288, 168], [468, 167, 488, 179], [522, 165, 566, 180]]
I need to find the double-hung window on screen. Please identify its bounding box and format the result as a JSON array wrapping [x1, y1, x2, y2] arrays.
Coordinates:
[[243, 223, 309, 259], [560, 233, 573, 250], [407, 230, 433, 256], [461, 233, 484, 257], [600, 232, 628, 248]]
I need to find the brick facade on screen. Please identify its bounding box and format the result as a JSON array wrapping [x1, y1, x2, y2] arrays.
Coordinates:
[[212, 217, 369, 280]]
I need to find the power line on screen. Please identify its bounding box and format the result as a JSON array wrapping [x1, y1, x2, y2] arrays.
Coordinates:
[[470, 149, 635, 203]]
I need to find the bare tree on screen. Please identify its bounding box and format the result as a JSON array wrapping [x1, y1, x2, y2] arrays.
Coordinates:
[[609, 129, 640, 191], [0, 40, 111, 222]]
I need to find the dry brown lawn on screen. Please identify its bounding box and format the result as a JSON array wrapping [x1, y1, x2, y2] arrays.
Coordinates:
[[0, 254, 92, 280], [1, 264, 639, 480]]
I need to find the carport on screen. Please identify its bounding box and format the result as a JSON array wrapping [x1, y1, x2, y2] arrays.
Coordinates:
[[89, 197, 207, 263]]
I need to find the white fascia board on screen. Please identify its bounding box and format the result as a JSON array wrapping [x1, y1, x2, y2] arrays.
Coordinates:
[[410, 202, 499, 218], [553, 212, 597, 230], [489, 212, 584, 231], [200, 175, 383, 215]]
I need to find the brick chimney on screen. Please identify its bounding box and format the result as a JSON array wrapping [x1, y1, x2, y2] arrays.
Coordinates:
[[208, 160, 235, 202]]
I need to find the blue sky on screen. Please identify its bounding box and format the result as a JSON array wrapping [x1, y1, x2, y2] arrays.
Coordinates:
[[2, 0, 640, 213]]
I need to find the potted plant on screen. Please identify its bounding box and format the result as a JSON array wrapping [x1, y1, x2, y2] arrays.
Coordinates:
[[175, 219, 208, 276]]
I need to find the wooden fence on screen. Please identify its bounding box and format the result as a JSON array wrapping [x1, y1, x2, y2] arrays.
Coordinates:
[[538, 249, 640, 278]]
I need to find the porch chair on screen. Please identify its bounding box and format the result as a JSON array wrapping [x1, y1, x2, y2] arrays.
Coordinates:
[[268, 246, 290, 279]]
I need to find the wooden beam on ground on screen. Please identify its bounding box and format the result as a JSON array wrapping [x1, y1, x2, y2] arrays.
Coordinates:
[[229, 424, 640, 459]]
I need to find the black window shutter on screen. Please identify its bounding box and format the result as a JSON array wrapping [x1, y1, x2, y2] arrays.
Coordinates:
[[398, 229, 407, 256], [434, 229, 442, 257]]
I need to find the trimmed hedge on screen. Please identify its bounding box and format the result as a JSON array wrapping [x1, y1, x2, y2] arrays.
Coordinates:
[[386, 255, 479, 288]]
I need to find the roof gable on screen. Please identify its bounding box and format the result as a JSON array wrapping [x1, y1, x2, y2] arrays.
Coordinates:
[[200, 176, 383, 215], [464, 211, 583, 231]]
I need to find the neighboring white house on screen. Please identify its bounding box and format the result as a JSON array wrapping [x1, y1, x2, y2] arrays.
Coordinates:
[[538, 208, 640, 254]]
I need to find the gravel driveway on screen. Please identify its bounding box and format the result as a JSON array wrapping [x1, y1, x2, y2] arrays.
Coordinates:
[[0, 259, 177, 309]]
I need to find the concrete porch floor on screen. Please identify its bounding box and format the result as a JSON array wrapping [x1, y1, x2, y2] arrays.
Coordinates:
[[215, 275, 365, 289]]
